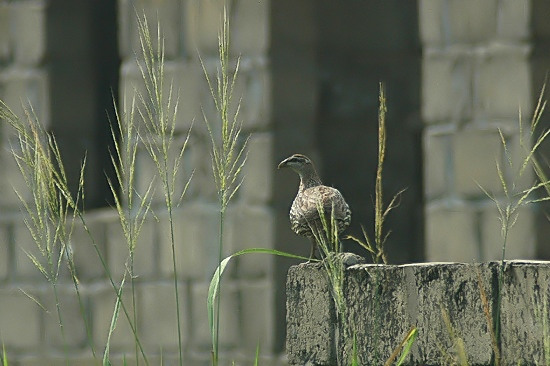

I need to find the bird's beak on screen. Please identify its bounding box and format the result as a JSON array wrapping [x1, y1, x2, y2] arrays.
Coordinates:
[[277, 158, 289, 169]]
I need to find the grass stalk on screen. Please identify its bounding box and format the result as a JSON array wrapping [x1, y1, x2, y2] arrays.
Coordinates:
[[2, 343, 7, 366], [2, 103, 76, 364], [346, 83, 404, 265], [108, 91, 155, 365], [1, 10, 200, 365], [478, 82, 550, 362], [440, 306, 468, 366], [1, 94, 150, 366], [201, 5, 249, 364], [134, 14, 193, 366], [476, 268, 500, 364], [341, 83, 411, 363]]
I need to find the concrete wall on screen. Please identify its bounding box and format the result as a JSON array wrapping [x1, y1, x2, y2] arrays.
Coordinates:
[[0, 1, 279, 364], [0, 0, 549, 365], [420, 0, 541, 262], [286, 259, 550, 365]]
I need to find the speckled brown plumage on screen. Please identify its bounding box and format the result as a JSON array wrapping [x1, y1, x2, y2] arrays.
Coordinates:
[[278, 153, 351, 259]]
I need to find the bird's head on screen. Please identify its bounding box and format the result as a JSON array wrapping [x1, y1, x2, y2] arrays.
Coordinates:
[[278, 153, 322, 188], [278, 153, 313, 173]]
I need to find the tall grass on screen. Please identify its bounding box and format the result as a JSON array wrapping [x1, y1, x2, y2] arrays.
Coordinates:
[[2, 344, 7, 366], [134, 14, 193, 366], [0, 11, 196, 365], [0, 103, 80, 364], [307, 84, 416, 365], [478, 83, 550, 363], [346, 83, 405, 265], [337, 83, 414, 365], [0, 101, 152, 364], [200, 6, 249, 365]]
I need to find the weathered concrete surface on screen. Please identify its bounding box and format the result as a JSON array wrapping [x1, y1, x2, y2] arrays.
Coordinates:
[[287, 258, 550, 365], [341, 264, 409, 364], [286, 262, 337, 365], [286, 254, 366, 366], [500, 261, 550, 365]]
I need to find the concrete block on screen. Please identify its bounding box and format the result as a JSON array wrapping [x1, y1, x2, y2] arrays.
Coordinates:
[[0, 68, 50, 132], [422, 52, 473, 123], [500, 261, 550, 364], [139, 282, 187, 352], [119, 0, 182, 59], [107, 213, 156, 279], [0, 4, 10, 62], [497, 0, 530, 41], [200, 62, 271, 133], [227, 204, 274, 278], [230, 354, 281, 366], [481, 205, 535, 261], [104, 353, 160, 366], [286, 263, 336, 365], [231, 0, 269, 57], [174, 60, 203, 131], [69, 210, 110, 281], [43, 286, 87, 350], [184, 0, 225, 55], [507, 131, 534, 194], [403, 263, 495, 365], [287, 262, 497, 365], [117, 0, 131, 60], [0, 149, 32, 208], [448, 0, 497, 43], [134, 134, 194, 207], [241, 66, 272, 131], [190, 281, 240, 350], [425, 204, 479, 262], [532, 0, 550, 38], [199, 61, 239, 134], [15, 356, 99, 366], [13, 218, 47, 280], [423, 130, 451, 199], [536, 208, 550, 259], [0, 288, 41, 348], [454, 128, 502, 196], [121, 60, 200, 132], [119, 60, 146, 107], [134, 144, 161, 206], [185, 138, 219, 201], [0, 223, 9, 280], [93, 286, 137, 350], [240, 133, 273, 204], [418, 0, 443, 45], [158, 202, 225, 280], [11, 0, 46, 66], [240, 281, 275, 353], [476, 48, 532, 119], [340, 264, 409, 365]]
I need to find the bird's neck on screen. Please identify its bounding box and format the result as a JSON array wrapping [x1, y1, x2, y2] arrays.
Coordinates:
[[298, 167, 323, 191]]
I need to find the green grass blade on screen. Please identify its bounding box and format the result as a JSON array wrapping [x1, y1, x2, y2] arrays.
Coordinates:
[[254, 342, 260, 366], [2, 343, 7, 366], [396, 327, 418, 366], [351, 333, 359, 366], [103, 276, 126, 366], [207, 248, 312, 352]]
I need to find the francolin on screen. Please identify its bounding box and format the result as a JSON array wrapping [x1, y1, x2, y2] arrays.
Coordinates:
[[278, 153, 351, 259]]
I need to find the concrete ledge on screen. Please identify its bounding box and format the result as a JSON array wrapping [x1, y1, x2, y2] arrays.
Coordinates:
[[286, 259, 550, 365]]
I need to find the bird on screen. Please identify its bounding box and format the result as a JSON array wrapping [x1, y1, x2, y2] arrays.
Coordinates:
[[278, 153, 351, 260]]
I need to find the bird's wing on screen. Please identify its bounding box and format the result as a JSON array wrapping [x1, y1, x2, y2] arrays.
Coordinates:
[[303, 186, 350, 221]]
